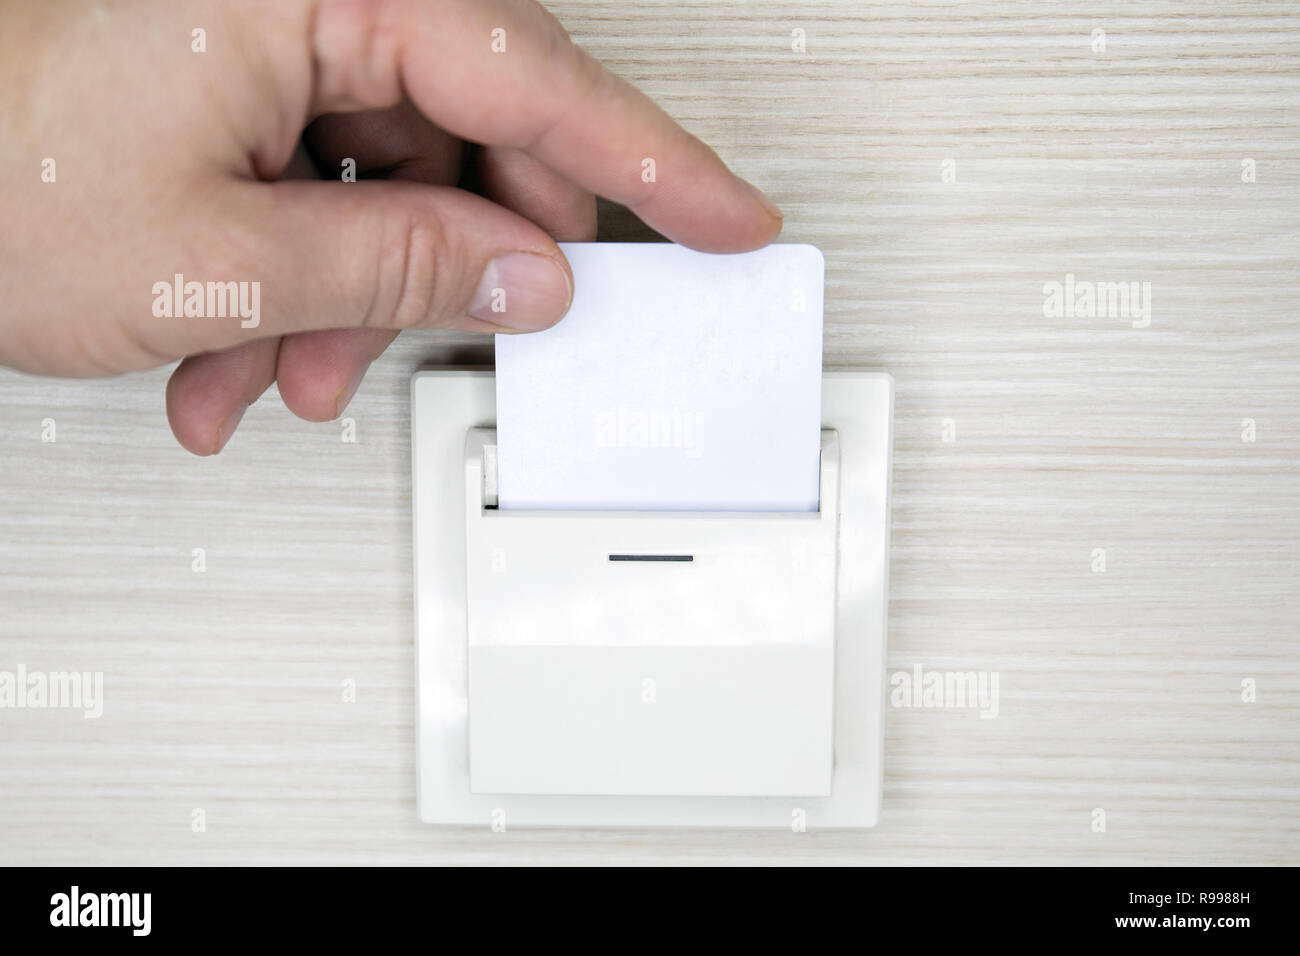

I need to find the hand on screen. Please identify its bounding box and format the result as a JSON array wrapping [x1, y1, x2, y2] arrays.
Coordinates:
[[0, 0, 782, 453]]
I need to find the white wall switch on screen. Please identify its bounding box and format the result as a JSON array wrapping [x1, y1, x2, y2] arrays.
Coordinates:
[[465, 428, 839, 797], [412, 369, 893, 827]]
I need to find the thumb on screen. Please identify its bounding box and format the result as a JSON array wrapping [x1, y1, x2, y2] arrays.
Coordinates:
[[153, 178, 574, 353]]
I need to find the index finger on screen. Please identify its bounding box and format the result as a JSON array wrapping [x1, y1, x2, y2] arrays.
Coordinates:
[[311, 0, 783, 252]]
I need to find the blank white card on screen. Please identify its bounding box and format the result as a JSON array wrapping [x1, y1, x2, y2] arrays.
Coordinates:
[[494, 243, 824, 512]]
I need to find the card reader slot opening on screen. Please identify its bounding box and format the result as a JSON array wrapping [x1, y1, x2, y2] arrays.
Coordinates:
[[608, 554, 694, 563]]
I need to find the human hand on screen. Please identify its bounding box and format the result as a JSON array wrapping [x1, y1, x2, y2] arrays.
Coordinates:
[[0, 0, 782, 453]]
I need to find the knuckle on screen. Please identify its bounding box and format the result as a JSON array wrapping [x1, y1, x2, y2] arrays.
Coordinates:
[[313, 0, 405, 108], [379, 213, 458, 330]]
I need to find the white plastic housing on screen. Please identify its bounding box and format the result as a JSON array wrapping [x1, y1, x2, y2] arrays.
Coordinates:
[[465, 429, 839, 797], [412, 369, 893, 828]]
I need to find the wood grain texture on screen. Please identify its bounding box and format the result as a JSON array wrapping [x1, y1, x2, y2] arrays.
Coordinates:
[[1, 1, 1297, 864]]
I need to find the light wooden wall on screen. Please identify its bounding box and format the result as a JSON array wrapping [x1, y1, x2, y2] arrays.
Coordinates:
[[1, 1, 1297, 864]]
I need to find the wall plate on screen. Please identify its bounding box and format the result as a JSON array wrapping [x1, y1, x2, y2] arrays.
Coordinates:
[[412, 369, 893, 828]]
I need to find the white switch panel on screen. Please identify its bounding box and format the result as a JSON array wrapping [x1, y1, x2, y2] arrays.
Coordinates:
[[412, 369, 893, 828], [464, 429, 840, 797]]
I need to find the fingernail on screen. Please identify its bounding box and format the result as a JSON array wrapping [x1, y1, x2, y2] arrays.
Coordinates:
[[740, 179, 783, 221], [334, 362, 369, 419], [470, 252, 573, 331], [213, 402, 248, 454]]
